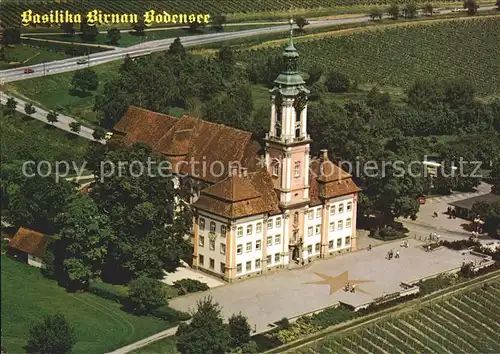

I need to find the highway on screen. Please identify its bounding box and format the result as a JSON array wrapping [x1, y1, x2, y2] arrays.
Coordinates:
[[0, 8, 495, 84]]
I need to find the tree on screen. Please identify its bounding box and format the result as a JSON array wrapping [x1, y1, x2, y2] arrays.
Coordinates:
[[133, 18, 146, 36], [423, 3, 434, 15], [367, 87, 391, 110], [491, 161, 500, 195], [388, 3, 400, 19], [443, 79, 475, 108], [176, 297, 230, 354], [402, 2, 418, 18], [2, 28, 21, 45], [87, 142, 190, 283], [324, 71, 350, 93], [6, 97, 17, 113], [369, 8, 384, 20], [107, 28, 121, 45], [25, 314, 75, 354], [188, 21, 202, 34], [406, 78, 444, 110], [81, 21, 99, 41], [306, 65, 324, 85], [71, 68, 99, 92], [92, 126, 106, 140], [295, 17, 310, 32], [128, 277, 168, 314], [228, 313, 252, 348], [211, 15, 226, 32], [24, 102, 36, 115], [69, 121, 81, 133], [464, 0, 479, 14], [55, 193, 112, 289], [61, 22, 75, 36], [168, 37, 187, 58], [47, 110, 59, 124]]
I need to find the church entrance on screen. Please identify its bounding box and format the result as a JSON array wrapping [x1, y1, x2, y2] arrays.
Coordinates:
[[291, 246, 300, 262]]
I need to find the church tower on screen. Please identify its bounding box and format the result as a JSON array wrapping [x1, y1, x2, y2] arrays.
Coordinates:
[[265, 20, 311, 208]]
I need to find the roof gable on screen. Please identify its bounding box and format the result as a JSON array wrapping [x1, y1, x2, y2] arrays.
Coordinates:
[[8, 227, 51, 258]]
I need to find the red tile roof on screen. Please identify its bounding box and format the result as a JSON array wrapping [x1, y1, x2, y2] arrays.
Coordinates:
[[8, 227, 51, 258]]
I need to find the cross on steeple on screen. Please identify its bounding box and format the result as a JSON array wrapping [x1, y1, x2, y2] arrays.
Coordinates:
[[289, 18, 294, 42]]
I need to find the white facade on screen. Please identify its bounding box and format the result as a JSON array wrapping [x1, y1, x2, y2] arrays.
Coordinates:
[[27, 254, 45, 268]]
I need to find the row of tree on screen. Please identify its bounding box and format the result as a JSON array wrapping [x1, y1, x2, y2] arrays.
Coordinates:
[[370, 0, 483, 20]]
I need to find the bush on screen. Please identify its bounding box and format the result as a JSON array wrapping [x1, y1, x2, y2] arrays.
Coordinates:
[[310, 305, 358, 329], [324, 71, 350, 93], [441, 239, 478, 250], [153, 305, 191, 322], [88, 281, 129, 304], [370, 226, 406, 240], [173, 278, 209, 295], [128, 277, 167, 314], [276, 317, 290, 330], [237, 340, 259, 353], [26, 314, 75, 354], [417, 274, 457, 295], [275, 317, 317, 343]]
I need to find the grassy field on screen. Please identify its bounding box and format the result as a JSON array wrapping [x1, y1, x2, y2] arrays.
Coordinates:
[[0, 44, 68, 70], [131, 337, 178, 354], [0, 256, 175, 354], [3, 61, 120, 126], [238, 16, 500, 95], [287, 278, 500, 353], [0, 109, 90, 164]]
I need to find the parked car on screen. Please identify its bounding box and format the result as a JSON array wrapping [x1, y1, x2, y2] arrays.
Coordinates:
[[76, 59, 88, 65], [23, 68, 34, 74]]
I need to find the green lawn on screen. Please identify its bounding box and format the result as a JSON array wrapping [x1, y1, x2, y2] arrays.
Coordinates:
[[0, 256, 175, 354], [1, 109, 90, 165], [0, 44, 68, 70], [30, 24, 283, 48], [4, 61, 120, 126], [131, 336, 178, 354]]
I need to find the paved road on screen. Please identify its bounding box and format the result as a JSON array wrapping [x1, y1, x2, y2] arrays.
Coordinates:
[[0, 91, 102, 142], [2, 8, 495, 84], [105, 325, 179, 354]]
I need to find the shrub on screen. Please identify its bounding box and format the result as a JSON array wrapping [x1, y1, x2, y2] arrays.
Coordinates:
[[173, 278, 209, 295], [153, 305, 191, 322], [310, 305, 358, 329], [26, 314, 75, 354], [237, 340, 259, 353], [370, 226, 406, 240], [229, 312, 252, 348], [325, 71, 350, 93], [128, 277, 167, 314], [275, 317, 317, 343], [441, 239, 478, 250], [88, 281, 129, 303], [276, 317, 290, 330], [369, 8, 383, 20]]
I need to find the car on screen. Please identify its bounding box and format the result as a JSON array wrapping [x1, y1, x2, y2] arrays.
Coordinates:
[[23, 68, 34, 74], [76, 59, 88, 65]]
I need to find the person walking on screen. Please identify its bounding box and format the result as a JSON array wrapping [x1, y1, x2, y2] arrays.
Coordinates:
[[396, 250, 400, 258]]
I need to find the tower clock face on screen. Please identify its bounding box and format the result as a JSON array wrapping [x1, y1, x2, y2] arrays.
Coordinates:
[[293, 91, 307, 114]]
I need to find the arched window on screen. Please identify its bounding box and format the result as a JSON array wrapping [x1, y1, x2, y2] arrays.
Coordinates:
[[275, 123, 281, 138], [295, 126, 301, 138]]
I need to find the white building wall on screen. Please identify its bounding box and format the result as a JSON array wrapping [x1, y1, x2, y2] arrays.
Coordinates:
[[327, 195, 355, 252], [233, 214, 266, 276], [265, 215, 285, 268], [304, 206, 323, 259], [197, 212, 229, 275], [27, 254, 44, 268]]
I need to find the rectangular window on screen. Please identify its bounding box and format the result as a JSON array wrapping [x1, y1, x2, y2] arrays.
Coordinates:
[[256, 240, 261, 250], [276, 217, 281, 228], [209, 239, 215, 251], [256, 223, 262, 233], [220, 243, 226, 255], [200, 218, 205, 230], [267, 219, 273, 229], [338, 204, 344, 214], [308, 226, 313, 237], [209, 258, 215, 269], [272, 164, 279, 176], [275, 253, 280, 263], [346, 218, 352, 228], [255, 259, 261, 269], [221, 225, 226, 235], [337, 238, 342, 247], [237, 263, 242, 273], [307, 245, 313, 253], [220, 262, 225, 273], [315, 243, 320, 252], [199, 235, 204, 247], [308, 210, 313, 220], [315, 208, 321, 218], [210, 221, 216, 233], [329, 222, 335, 232], [237, 227, 243, 238], [247, 225, 253, 235], [346, 236, 351, 245], [246, 242, 252, 253], [199, 254, 204, 265], [347, 202, 352, 211], [267, 235, 273, 246], [294, 162, 301, 178], [315, 225, 320, 235], [275, 234, 281, 245], [267, 255, 272, 264], [329, 240, 334, 249], [338, 220, 343, 230], [246, 261, 251, 271], [237, 244, 242, 255], [330, 206, 336, 216]]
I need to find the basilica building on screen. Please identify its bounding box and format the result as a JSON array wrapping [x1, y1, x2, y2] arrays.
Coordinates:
[[112, 28, 360, 282]]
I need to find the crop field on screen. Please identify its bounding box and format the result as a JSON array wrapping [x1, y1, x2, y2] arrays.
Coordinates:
[[239, 17, 500, 95], [0, 0, 466, 27], [288, 278, 500, 354]]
